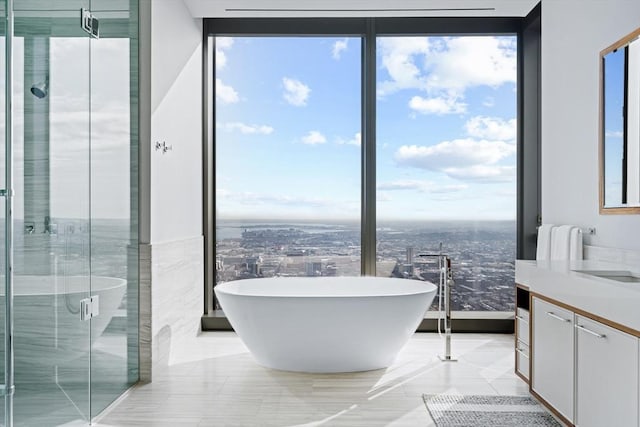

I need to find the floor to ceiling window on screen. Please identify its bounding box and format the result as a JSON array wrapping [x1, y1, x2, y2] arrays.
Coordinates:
[[375, 35, 517, 313], [205, 17, 540, 327], [215, 36, 362, 282]]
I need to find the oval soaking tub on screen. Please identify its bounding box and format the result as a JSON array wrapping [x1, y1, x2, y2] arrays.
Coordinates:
[[0, 275, 126, 383], [215, 277, 437, 373]]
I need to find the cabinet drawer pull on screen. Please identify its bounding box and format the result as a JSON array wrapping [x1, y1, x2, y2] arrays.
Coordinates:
[[575, 324, 606, 339], [546, 311, 570, 322], [516, 315, 529, 324]]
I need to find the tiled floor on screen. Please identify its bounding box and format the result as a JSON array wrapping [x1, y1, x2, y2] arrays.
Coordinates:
[[97, 332, 531, 426]]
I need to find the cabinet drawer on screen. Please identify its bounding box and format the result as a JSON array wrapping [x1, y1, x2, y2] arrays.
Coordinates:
[[516, 341, 529, 379], [516, 307, 530, 323], [516, 314, 530, 345]]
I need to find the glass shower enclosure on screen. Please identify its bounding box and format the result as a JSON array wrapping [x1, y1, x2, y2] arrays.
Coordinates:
[[0, 0, 139, 425]]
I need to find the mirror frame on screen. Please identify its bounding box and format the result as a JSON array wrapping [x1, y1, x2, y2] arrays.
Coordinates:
[[599, 27, 640, 214]]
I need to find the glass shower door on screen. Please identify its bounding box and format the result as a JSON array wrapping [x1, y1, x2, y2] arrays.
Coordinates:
[[11, 1, 92, 423], [0, 1, 139, 423], [48, 33, 92, 423]]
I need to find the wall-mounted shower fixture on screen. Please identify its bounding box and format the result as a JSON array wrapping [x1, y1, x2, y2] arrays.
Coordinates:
[[24, 222, 35, 235], [30, 78, 48, 99], [155, 141, 173, 154]]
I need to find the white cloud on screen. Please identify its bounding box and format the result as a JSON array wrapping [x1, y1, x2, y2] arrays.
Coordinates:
[[301, 130, 326, 145], [216, 50, 228, 69], [216, 37, 234, 49], [377, 36, 516, 115], [424, 37, 516, 94], [465, 116, 516, 141], [217, 122, 274, 135], [377, 180, 467, 193], [215, 37, 234, 70], [216, 78, 239, 104], [483, 96, 495, 107], [494, 189, 517, 197], [234, 192, 332, 208], [409, 95, 466, 115], [605, 130, 623, 138], [377, 37, 430, 96], [282, 77, 310, 106], [216, 189, 360, 219], [332, 38, 348, 60], [431, 184, 469, 193], [216, 188, 231, 198], [443, 165, 516, 182], [395, 139, 516, 170], [336, 132, 361, 147], [378, 192, 393, 202], [378, 180, 429, 191]]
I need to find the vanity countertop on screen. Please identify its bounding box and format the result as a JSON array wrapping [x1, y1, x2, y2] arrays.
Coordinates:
[[516, 259, 640, 333]]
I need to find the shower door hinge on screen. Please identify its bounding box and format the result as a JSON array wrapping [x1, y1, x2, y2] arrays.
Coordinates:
[[0, 189, 13, 197], [80, 8, 99, 39], [80, 295, 100, 321]]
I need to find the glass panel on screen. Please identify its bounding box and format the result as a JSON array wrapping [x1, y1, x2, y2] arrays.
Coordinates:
[[90, 2, 139, 415], [375, 35, 517, 314], [0, 0, 6, 421], [12, 3, 92, 423], [603, 48, 625, 207], [214, 37, 361, 292]]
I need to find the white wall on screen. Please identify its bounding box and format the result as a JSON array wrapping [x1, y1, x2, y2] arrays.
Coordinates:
[[150, 0, 203, 244], [138, 0, 204, 380], [541, 0, 640, 250]]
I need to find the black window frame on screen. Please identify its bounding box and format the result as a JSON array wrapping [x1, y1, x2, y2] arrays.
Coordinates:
[[202, 9, 541, 332]]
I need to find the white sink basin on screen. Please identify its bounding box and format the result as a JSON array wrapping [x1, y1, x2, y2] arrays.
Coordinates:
[[573, 269, 640, 283]]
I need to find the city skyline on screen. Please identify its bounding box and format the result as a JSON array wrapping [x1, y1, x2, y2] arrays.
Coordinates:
[[216, 218, 516, 312]]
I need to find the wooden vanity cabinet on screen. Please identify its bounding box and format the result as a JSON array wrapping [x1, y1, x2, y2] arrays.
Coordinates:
[[575, 315, 638, 427], [529, 295, 640, 427], [531, 297, 575, 424]]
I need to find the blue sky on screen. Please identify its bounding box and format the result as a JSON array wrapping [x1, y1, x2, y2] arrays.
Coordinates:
[[215, 35, 517, 221], [603, 48, 624, 206]]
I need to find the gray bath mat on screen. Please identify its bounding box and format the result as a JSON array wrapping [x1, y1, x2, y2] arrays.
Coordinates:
[[422, 394, 562, 426]]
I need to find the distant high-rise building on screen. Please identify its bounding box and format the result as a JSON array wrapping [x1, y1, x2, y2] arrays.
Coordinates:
[[406, 247, 414, 264], [246, 256, 262, 276], [305, 261, 323, 276]]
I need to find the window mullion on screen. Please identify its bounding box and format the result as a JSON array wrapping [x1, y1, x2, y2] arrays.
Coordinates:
[[361, 19, 376, 276]]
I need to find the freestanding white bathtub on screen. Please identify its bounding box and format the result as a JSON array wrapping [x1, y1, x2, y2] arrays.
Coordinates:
[[215, 277, 437, 373], [0, 275, 126, 383]]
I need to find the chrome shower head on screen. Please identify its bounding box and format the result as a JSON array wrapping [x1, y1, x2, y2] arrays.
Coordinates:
[[30, 79, 48, 99]]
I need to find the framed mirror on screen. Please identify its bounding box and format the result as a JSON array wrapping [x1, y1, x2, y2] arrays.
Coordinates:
[[600, 27, 640, 214]]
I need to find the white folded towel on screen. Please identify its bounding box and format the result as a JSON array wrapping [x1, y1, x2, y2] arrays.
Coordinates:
[[569, 227, 583, 260], [550, 225, 573, 260], [536, 224, 555, 260]]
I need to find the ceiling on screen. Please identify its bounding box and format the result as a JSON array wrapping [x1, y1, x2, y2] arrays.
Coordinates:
[[184, 0, 540, 18]]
